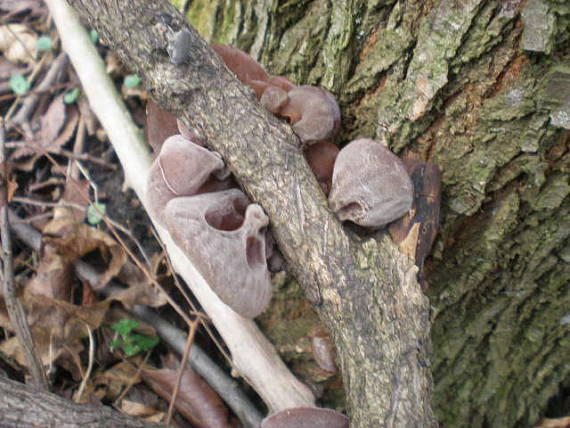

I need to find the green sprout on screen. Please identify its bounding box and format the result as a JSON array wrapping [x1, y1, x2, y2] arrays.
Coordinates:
[[110, 318, 159, 357]]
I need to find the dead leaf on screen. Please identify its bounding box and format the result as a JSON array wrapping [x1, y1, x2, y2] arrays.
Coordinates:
[[89, 359, 141, 402], [62, 179, 90, 222], [38, 94, 66, 148], [41, 208, 126, 289], [142, 366, 232, 428], [49, 104, 79, 150], [26, 243, 74, 300], [121, 400, 164, 423], [0, 292, 110, 369], [112, 260, 168, 309], [0, 24, 37, 64]]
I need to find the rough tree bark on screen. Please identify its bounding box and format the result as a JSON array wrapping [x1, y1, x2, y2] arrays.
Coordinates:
[[70, 0, 569, 427], [0, 375, 162, 427]]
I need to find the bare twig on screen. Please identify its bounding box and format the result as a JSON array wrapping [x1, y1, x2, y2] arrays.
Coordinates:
[[6, 141, 117, 169], [0, 120, 48, 390], [165, 317, 199, 426], [74, 322, 94, 402]]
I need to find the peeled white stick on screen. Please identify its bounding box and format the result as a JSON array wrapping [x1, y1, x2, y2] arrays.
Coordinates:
[[46, 0, 315, 412]]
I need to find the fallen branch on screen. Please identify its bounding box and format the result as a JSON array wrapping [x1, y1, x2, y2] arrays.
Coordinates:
[[0, 375, 161, 427]]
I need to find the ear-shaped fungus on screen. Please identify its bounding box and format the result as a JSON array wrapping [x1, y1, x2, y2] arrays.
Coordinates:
[[165, 189, 272, 318], [329, 139, 413, 228], [146, 130, 272, 318], [261, 407, 348, 428], [389, 152, 441, 288], [146, 135, 225, 226], [303, 142, 340, 196], [211, 44, 269, 85], [278, 85, 341, 144], [146, 100, 179, 154]]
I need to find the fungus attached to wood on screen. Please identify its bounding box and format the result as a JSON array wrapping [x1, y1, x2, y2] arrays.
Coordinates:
[[278, 85, 341, 144], [329, 138, 414, 228], [303, 142, 340, 196], [146, 132, 272, 318], [165, 189, 272, 319], [211, 44, 269, 85], [261, 407, 348, 428]]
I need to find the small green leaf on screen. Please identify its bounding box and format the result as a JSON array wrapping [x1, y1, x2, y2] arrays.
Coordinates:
[[86, 202, 106, 225], [124, 74, 141, 89], [64, 88, 80, 104], [123, 343, 140, 357], [132, 334, 160, 352], [89, 29, 99, 44], [9, 74, 30, 95], [111, 318, 139, 337], [109, 340, 121, 348], [36, 35, 53, 51]]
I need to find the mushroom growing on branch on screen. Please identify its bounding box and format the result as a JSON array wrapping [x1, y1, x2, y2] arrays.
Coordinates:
[[329, 138, 414, 229]]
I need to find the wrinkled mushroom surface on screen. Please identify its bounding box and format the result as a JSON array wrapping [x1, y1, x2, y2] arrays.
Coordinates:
[[211, 44, 269, 85], [166, 190, 272, 318], [261, 407, 348, 428], [329, 138, 413, 228], [146, 129, 273, 318], [303, 142, 339, 196], [278, 85, 341, 144]]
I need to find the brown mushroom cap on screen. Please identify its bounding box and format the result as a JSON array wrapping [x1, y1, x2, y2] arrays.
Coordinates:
[[261, 407, 348, 428], [278, 85, 341, 144], [260, 85, 290, 115], [146, 135, 225, 226], [303, 141, 340, 196], [166, 189, 272, 318], [211, 44, 269, 84], [329, 138, 414, 229], [145, 100, 179, 154], [267, 75, 296, 92]]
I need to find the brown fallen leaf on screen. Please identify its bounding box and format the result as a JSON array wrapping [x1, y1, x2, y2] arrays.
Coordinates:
[[62, 178, 90, 222], [121, 400, 165, 423], [0, 292, 110, 369], [142, 366, 232, 428], [0, 24, 37, 64], [112, 260, 168, 309], [41, 207, 126, 290]]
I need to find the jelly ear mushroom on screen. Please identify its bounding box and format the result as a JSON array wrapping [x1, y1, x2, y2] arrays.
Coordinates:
[[278, 85, 341, 144], [211, 44, 269, 84], [329, 138, 414, 228], [165, 189, 272, 318], [146, 100, 179, 154], [261, 407, 348, 428], [146, 135, 225, 226], [304, 142, 340, 196]]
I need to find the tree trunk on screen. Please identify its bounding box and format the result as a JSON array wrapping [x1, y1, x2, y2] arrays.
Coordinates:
[[70, 0, 570, 427]]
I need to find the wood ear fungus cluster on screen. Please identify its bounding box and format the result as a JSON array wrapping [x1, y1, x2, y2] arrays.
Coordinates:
[[261, 406, 348, 428], [146, 44, 424, 318], [211, 45, 340, 145], [146, 132, 272, 319]]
